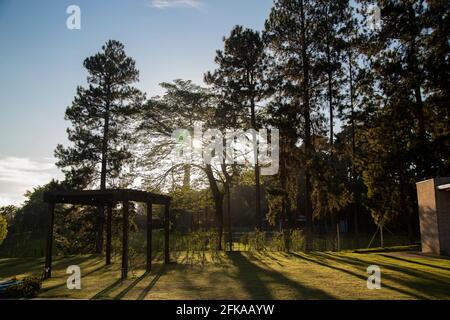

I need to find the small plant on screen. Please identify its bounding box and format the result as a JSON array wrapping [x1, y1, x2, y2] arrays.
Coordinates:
[[270, 231, 284, 251], [248, 229, 266, 251], [270, 230, 293, 252], [240, 233, 249, 250], [283, 230, 292, 252], [290, 229, 304, 252]]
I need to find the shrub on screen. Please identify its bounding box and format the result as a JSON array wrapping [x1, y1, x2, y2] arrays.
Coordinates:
[[0, 215, 7, 245], [270, 231, 284, 251], [248, 229, 266, 251], [2, 277, 41, 299], [290, 229, 304, 252], [270, 230, 294, 252], [240, 233, 249, 250]]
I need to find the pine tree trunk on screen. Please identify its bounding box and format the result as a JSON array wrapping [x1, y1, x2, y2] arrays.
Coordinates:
[[227, 187, 232, 252], [204, 207, 208, 232], [255, 165, 262, 229], [280, 157, 287, 231], [250, 94, 262, 229], [349, 49, 359, 238], [327, 34, 336, 250], [300, 0, 313, 253], [183, 164, 191, 188], [326, 33, 334, 152], [96, 97, 110, 254], [409, 37, 428, 179], [380, 224, 384, 248], [205, 164, 225, 251], [215, 198, 224, 251]]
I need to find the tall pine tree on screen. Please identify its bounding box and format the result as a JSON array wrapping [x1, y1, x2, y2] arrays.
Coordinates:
[[55, 40, 144, 253], [265, 0, 324, 251], [205, 25, 266, 229]]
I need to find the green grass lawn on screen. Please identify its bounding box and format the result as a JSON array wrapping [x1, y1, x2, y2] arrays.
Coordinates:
[[1, 249, 449, 300]]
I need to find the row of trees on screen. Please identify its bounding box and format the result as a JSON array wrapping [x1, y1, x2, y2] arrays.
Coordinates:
[[0, 214, 7, 245], [1, 0, 448, 255]]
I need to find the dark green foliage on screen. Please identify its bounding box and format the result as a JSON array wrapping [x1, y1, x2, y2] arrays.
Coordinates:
[[0, 215, 7, 245], [55, 40, 144, 189], [0, 180, 109, 257], [1, 277, 42, 299], [205, 25, 266, 129], [0, 205, 18, 225], [0, 181, 64, 257], [352, 0, 449, 235]]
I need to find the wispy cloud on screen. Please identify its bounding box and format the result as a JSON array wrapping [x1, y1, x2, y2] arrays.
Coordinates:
[[0, 156, 62, 206], [148, 0, 204, 10]]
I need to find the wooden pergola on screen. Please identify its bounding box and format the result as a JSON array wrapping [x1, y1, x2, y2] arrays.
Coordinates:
[[42, 189, 171, 280]]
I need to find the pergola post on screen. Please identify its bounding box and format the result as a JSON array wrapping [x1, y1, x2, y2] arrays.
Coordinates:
[[146, 202, 152, 272], [164, 202, 170, 264], [106, 203, 113, 265], [96, 205, 105, 254], [121, 200, 129, 279], [44, 202, 55, 279]]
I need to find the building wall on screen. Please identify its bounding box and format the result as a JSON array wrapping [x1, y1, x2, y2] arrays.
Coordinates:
[[436, 178, 450, 255], [416, 178, 450, 255], [417, 179, 440, 254]]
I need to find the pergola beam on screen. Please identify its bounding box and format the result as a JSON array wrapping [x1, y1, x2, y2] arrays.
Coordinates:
[[43, 189, 171, 206]]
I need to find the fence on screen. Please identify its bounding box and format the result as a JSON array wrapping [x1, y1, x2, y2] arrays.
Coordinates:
[[0, 228, 416, 258]]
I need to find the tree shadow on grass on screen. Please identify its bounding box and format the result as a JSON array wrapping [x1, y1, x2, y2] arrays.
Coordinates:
[[90, 278, 123, 300], [378, 254, 450, 272], [137, 266, 166, 300], [245, 251, 283, 270], [315, 252, 450, 298], [41, 263, 111, 294], [113, 271, 150, 300], [289, 252, 429, 299], [260, 251, 284, 266], [0, 258, 44, 278], [319, 252, 450, 284], [0, 255, 97, 279], [0, 257, 41, 269], [227, 252, 335, 300]]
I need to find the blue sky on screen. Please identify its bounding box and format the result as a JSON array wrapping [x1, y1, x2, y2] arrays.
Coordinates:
[[0, 0, 274, 205]]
